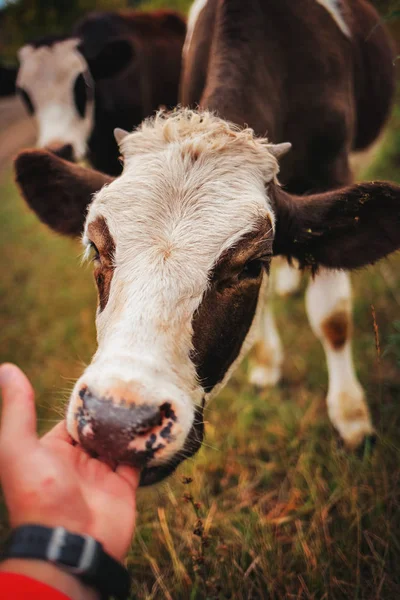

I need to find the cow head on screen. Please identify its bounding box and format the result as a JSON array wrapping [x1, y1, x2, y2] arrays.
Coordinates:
[[15, 110, 400, 485], [16, 34, 132, 162]]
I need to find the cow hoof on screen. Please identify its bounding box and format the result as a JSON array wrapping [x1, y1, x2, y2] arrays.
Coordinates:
[[328, 389, 374, 451], [249, 365, 281, 388], [335, 423, 376, 451]]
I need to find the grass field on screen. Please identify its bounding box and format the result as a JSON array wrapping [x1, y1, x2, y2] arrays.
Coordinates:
[[1, 3, 400, 595]]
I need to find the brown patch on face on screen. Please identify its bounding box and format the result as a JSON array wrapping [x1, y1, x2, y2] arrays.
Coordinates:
[[192, 218, 273, 392], [321, 310, 352, 350], [88, 216, 115, 312]]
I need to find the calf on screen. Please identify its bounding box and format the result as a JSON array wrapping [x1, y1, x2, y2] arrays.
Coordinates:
[[16, 10, 186, 175], [181, 0, 396, 447], [15, 1, 398, 485]]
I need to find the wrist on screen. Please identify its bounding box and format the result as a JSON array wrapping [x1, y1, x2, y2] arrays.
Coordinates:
[[0, 559, 100, 600]]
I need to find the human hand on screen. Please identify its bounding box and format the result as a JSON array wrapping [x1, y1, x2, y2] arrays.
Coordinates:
[[0, 363, 140, 563]]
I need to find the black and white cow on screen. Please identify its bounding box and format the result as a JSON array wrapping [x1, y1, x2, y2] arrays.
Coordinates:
[[15, 0, 399, 486], [16, 10, 186, 175]]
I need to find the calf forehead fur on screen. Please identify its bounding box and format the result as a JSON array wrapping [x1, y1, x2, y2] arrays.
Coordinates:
[[86, 110, 278, 284]]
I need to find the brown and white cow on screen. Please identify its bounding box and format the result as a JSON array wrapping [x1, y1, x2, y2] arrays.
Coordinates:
[[15, 0, 399, 485], [16, 10, 186, 175]]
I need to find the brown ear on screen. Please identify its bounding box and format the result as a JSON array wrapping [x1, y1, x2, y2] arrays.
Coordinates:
[[15, 149, 114, 236], [272, 181, 400, 270]]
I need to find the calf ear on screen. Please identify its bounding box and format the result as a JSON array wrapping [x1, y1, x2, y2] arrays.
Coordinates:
[[272, 181, 400, 270], [15, 149, 113, 237]]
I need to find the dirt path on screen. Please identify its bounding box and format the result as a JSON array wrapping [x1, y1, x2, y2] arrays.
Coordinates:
[[0, 97, 36, 172]]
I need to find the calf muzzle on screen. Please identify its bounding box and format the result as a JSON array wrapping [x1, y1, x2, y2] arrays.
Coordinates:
[[76, 386, 177, 467]]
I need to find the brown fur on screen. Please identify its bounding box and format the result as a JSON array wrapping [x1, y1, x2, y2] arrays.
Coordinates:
[[321, 310, 352, 350], [88, 217, 115, 312], [270, 181, 400, 271], [70, 9, 187, 175], [182, 0, 395, 194], [192, 222, 273, 391], [14, 150, 113, 236]]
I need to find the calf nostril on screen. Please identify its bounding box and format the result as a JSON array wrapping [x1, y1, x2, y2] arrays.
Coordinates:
[[135, 403, 175, 436], [76, 387, 178, 465], [160, 402, 177, 422]]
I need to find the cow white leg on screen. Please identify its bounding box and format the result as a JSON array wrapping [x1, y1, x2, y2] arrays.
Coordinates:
[[306, 269, 374, 448], [274, 258, 302, 296], [248, 293, 283, 388]]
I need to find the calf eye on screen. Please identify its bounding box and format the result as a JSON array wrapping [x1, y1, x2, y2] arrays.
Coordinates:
[[88, 241, 100, 263], [239, 259, 263, 280], [16, 87, 34, 115], [73, 73, 87, 118]]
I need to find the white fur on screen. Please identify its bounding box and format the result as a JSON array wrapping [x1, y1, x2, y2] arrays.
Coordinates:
[[249, 292, 283, 388], [68, 110, 280, 465], [305, 269, 372, 448], [315, 0, 351, 37], [183, 0, 209, 57], [274, 259, 301, 297], [17, 39, 94, 160]]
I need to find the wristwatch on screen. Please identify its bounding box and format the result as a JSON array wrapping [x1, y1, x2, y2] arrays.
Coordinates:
[[1, 524, 131, 599]]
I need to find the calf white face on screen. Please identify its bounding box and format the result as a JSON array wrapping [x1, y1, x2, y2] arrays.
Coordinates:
[[68, 112, 280, 484], [17, 39, 94, 160]]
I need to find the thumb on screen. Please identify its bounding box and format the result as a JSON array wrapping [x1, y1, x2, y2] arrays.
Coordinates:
[[0, 363, 37, 454]]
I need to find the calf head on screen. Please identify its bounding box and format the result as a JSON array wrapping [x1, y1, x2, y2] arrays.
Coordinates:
[[15, 110, 400, 485], [16, 33, 133, 162]]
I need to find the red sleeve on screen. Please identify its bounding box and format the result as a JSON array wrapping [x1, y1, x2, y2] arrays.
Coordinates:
[[0, 572, 72, 599]]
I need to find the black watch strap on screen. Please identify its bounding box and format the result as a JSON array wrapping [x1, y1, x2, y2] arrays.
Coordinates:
[[1, 525, 131, 600]]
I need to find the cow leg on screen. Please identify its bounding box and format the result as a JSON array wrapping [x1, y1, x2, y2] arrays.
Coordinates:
[[249, 291, 283, 388], [274, 258, 301, 296], [305, 269, 374, 448]]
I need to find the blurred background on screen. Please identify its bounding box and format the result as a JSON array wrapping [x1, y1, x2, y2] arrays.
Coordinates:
[[0, 0, 189, 61], [0, 1, 400, 598]]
